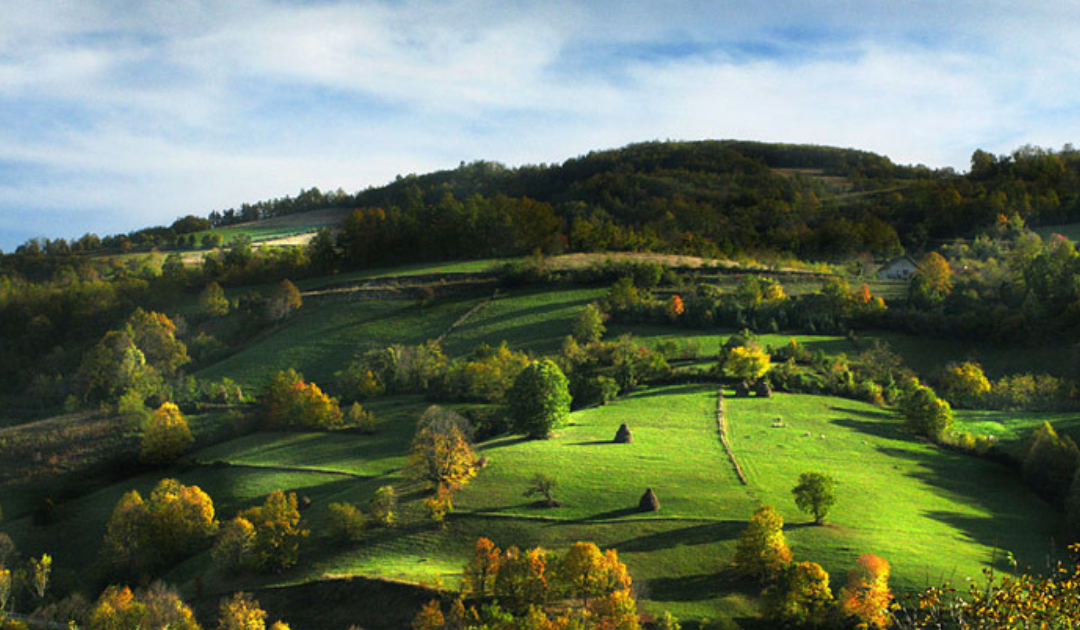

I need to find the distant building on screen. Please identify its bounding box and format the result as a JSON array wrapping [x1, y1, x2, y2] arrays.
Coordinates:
[[877, 256, 917, 280]]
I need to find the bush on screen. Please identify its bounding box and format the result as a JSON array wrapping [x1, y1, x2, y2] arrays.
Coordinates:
[[939, 361, 992, 406], [140, 402, 194, 464], [238, 491, 308, 573], [900, 384, 953, 440], [326, 503, 366, 543], [369, 486, 397, 528], [262, 369, 344, 430], [1022, 422, 1080, 504]]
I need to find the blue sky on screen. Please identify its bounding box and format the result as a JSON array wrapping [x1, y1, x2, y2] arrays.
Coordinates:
[[2, 0, 1080, 250]]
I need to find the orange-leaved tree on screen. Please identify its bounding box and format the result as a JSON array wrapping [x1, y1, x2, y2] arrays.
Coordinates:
[[840, 553, 893, 629]]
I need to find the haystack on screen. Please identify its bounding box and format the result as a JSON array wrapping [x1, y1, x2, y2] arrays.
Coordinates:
[[639, 488, 660, 512], [614, 423, 633, 443]]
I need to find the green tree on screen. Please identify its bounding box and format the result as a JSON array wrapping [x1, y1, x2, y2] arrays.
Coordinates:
[[239, 491, 308, 573], [200, 282, 229, 316], [791, 472, 837, 525], [523, 473, 559, 507], [140, 402, 194, 464], [212, 517, 256, 574], [1023, 422, 1080, 504], [572, 303, 606, 344], [901, 384, 953, 440], [507, 359, 572, 439], [734, 505, 792, 582]]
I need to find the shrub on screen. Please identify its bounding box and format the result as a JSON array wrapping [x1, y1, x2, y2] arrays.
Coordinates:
[[326, 503, 366, 543], [239, 491, 308, 573], [369, 486, 397, 527], [261, 369, 344, 430], [572, 303, 607, 344], [1022, 422, 1080, 504], [939, 361, 992, 406], [900, 384, 953, 440]]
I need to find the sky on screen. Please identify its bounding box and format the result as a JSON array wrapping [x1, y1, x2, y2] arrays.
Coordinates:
[[2, 0, 1080, 250]]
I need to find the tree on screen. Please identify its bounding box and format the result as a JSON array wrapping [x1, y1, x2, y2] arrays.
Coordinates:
[[239, 491, 308, 573], [573, 303, 607, 344], [126, 309, 190, 377], [839, 553, 892, 630], [792, 472, 837, 525], [666, 295, 684, 320], [213, 517, 256, 573], [140, 402, 194, 464], [523, 473, 559, 507], [87, 583, 201, 630], [28, 553, 51, 600], [917, 252, 953, 296], [558, 542, 632, 605], [104, 490, 151, 571], [369, 486, 397, 528], [734, 505, 792, 582], [507, 359, 572, 439], [939, 362, 991, 406], [216, 592, 266, 630], [200, 282, 229, 316], [724, 344, 771, 383], [146, 478, 219, 560], [495, 546, 551, 613], [407, 408, 477, 492], [763, 561, 833, 627], [326, 503, 366, 543], [900, 384, 953, 440], [266, 279, 302, 321], [261, 369, 344, 430], [463, 537, 501, 598], [1022, 421, 1080, 504]]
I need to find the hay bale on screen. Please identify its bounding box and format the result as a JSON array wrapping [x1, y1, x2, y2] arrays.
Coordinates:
[[638, 488, 660, 512], [614, 423, 633, 444], [755, 381, 773, 398], [735, 382, 750, 398]]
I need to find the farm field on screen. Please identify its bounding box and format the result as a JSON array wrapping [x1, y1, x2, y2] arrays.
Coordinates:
[[5, 385, 1044, 626]]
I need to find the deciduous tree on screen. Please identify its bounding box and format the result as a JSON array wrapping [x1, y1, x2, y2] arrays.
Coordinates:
[[763, 561, 833, 627], [573, 303, 607, 344], [239, 491, 308, 573], [140, 402, 194, 464], [792, 472, 837, 525], [839, 553, 892, 630], [734, 505, 792, 582], [507, 360, 571, 439]]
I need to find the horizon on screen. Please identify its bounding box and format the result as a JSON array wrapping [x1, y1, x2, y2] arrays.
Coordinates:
[[3, 1, 1080, 250]]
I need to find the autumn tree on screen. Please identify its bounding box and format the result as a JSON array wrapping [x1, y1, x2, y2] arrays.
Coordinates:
[[28, 553, 51, 600], [238, 491, 308, 573], [407, 406, 477, 492], [147, 478, 219, 560], [326, 502, 366, 543], [216, 592, 266, 630], [910, 252, 952, 308], [588, 587, 641, 630], [734, 504, 792, 582], [87, 583, 201, 630], [266, 279, 302, 321], [763, 561, 833, 627], [666, 295, 684, 320], [558, 542, 632, 605], [126, 309, 190, 377], [140, 402, 194, 464], [507, 359, 572, 439], [573, 303, 607, 344], [724, 343, 771, 383], [900, 384, 953, 440], [939, 362, 991, 406], [369, 485, 397, 528], [261, 369, 344, 430], [792, 472, 837, 525], [104, 490, 151, 571], [213, 517, 256, 574], [463, 537, 501, 598], [839, 553, 893, 630], [495, 546, 551, 613]]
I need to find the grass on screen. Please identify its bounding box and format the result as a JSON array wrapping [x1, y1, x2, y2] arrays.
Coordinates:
[[196, 294, 480, 391], [298, 259, 508, 291], [442, 286, 608, 356], [606, 324, 857, 359], [859, 331, 1078, 379], [953, 408, 1080, 446]]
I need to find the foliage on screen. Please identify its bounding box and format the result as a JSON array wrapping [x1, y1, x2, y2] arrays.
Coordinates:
[[408, 406, 478, 491], [494, 546, 552, 613], [261, 369, 344, 430], [442, 343, 531, 403], [423, 487, 454, 527], [238, 491, 309, 573], [558, 542, 632, 605], [839, 553, 893, 630], [734, 504, 792, 582], [266, 279, 302, 321], [1021, 421, 1080, 504], [792, 472, 837, 524], [88, 583, 201, 630], [573, 303, 607, 344], [140, 402, 194, 464], [369, 485, 397, 528], [212, 517, 257, 574], [216, 592, 266, 630], [463, 538, 502, 598], [507, 359, 572, 438], [326, 503, 366, 543], [200, 282, 230, 316], [900, 384, 954, 440], [939, 362, 991, 407], [763, 561, 833, 627], [724, 344, 771, 383], [104, 479, 218, 572], [28, 553, 51, 600]]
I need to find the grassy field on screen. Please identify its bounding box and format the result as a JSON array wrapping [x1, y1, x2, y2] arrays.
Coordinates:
[[196, 294, 481, 391], [859, 331, 1077, 379], [442, 286, 608, 356], [953, 408, 1080, 446]]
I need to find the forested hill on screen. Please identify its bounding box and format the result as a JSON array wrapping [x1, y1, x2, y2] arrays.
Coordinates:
[[10, 140, 1080, 264]]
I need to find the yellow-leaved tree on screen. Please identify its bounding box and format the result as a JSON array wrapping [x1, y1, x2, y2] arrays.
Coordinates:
[[140, 402, 194, 464], [840, 553, 892, 630], [734, 504, 792, 582], [238, 491, 308, 573]]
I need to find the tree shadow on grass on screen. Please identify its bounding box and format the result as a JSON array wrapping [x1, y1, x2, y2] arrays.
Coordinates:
[[582, 507, 642, 521], [829, 416, 910, 442], [873, 444, 1065, 569], [646, 568, 755, 602], [622, 384, 715, 400], [611, 520, 745, 552], [478, 436, 534, 451], [570, 440, 616, 446]]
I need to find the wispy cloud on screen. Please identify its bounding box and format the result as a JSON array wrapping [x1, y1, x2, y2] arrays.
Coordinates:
[[1, 0, 1079, 249]]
